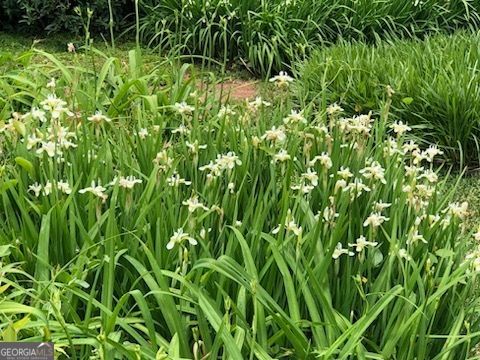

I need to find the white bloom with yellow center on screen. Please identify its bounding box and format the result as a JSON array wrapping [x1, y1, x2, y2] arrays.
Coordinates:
[[166, 228, 198, 250], [252, 136, 262, 147], [47, 78, 56, 89], [24, 107, 47, 123], [390, 121, 411, 135], [217, 152, 242, 170], [359, 161, 386, 184], [43, 181, 53, 196], [363, 212, 389, 228], [405, 165, 423, 177], [283, 110, 306, 125], [28, 182, 42, 197], [447, 202, 468, 219], [248, 96, 271, 111], [327, 103, 344, 115], [344, 178, 371, 198], [272, 210, 302, 236], [342, 113, 373, 135], [423, 145, 444, 162], [314, 125, 329, 135], [337, 167, 354, 179], [290, 182, 315, 194], [53, 107, 72, 120], [186, 141, 207, 154], [182, 195, 209, 213], [153, 150, 173, 170], [173, 102, 195, 115], [412, 149, 427, 165], [302, 168, 318, 186], [41, 94, 66, 111], [57, 180, 72, 195], [166, 172, 192, 187], [138, 128, 149, 139], [88, 111, 111, 124], [218, 105, 236, 118], [398, 248, 412, 261], [36, 141, 61, 157], [474, 228, 480, 242], [407, 230, 427, 245], [348, 235, 378, 252], [171, 124, 190, 135], [58, 138, 77, 150], [415, 184, 434, 199], [309, 152, 332, 169], [322, 206, 339, 223], [373, 201, 391, 212], [419, 169, 438, 183], [40, 95, 73, 119], [26, 134, 43, 150], [79, 181, 108, 202], [269, 71, 294, 87], [262, 126, 286, 143], [403, 140, 419, 153], [199, 161, 220, 178], [113, 176, 143, 189], [334, 179, 347, 193], [273, 149, 291, 163], [49, 126, 76, 142], [332, 243, 354, 259]]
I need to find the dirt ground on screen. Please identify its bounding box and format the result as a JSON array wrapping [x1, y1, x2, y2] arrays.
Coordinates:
[[196, 79, 259, 102]]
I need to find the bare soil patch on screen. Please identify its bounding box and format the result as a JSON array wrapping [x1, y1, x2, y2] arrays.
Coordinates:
[[196, 79, 259, 102]]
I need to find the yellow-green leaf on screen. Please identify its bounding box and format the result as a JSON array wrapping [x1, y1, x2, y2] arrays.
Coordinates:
[[13, 316, 30, 332], [12, 119, 26, 136], [0, 284, 10, 294], [15, 157, 34, 177], [0, 179, 18, 194], [2, 323, 16, 342]]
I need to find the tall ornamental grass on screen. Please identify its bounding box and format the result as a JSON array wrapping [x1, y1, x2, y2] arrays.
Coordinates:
[[138, 0, 480, 76], [0, 48, 479, 359], [298, 31, 480, 167]]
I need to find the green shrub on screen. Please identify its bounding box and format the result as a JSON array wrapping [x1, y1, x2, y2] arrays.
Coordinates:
[[0, 47, 478, 358], [0, 0, 21, 30], [0, 0, 133, 35], [139, 0, 480, 76], [298, 31, 480, 167]]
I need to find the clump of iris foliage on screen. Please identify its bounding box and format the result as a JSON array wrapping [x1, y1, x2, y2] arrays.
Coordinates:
[[139, 0, 480, 75], [298, 31, 480, 167], [0, 45, 479, 359]]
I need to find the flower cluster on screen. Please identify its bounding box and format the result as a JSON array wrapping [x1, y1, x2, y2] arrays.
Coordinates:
[[8, 75, 477, 289], [29, 180, 72, 197], [199, 152, 242, 180]]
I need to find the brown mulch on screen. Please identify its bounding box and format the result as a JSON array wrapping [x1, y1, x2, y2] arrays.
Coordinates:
[[196, 79, 259, 102]]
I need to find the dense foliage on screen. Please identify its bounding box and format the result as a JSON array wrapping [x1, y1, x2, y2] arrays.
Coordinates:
[[298, 31, 480, 167], [2, 0, 480, 357], [139, 0, 480, 76], [0, 0, 133, 34], [0, 46, 479, 359]]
